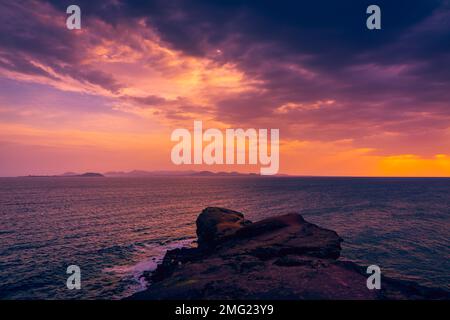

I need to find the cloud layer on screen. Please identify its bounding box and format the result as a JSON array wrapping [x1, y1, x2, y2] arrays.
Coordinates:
[[1, 0, 450, 175]]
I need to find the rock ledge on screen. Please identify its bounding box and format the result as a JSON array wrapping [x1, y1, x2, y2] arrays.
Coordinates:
[[129, 207, 449, 300]]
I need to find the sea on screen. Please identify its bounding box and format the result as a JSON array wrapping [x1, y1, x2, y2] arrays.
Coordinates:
[[0, 176, 449, 299]]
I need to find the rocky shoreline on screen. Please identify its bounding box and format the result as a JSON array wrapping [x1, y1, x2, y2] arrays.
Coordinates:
[[128, 207, 449, 300]]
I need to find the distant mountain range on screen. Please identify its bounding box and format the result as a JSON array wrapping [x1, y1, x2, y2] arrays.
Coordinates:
[[103, 170, 264, 177], [21, 170, 289, 178], [24, 172, 105, 178]]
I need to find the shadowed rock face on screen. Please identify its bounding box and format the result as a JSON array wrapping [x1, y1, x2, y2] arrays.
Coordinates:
[[196, 207, 251, 249], [129, 207, 450, 300]]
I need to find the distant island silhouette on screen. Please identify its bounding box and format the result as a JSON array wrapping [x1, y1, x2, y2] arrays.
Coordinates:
[[24, 172, 104, 178], [18, 170, 290, 178], [103, 170, 288, 177]]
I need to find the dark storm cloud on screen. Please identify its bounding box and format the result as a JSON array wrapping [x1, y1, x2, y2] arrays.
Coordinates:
[[151, 0, 450, 148], [106, 0, 450, 132], [115, 0, 442, 59], [0, 1, 122, 93]]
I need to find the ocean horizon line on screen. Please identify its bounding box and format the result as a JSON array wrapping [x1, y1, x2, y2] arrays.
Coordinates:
[[2, 170, 450, 179]]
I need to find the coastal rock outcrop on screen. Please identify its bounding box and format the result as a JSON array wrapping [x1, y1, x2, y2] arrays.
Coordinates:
[[130, 207, 450, 300], [196, 207, 251, 249]]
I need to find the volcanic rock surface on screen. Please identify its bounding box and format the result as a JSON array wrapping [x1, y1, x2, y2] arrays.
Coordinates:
[[129, 207, 449, 300]]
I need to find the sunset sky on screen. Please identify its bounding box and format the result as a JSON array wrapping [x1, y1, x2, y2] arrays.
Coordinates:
[[1, 0, 450, 176]]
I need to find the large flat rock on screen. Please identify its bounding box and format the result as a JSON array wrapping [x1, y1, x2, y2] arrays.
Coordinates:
[[129, 207, 450, 300]]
